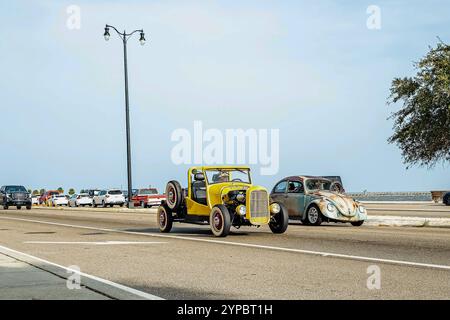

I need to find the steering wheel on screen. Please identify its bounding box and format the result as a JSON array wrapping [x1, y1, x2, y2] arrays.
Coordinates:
[[232, 178, 243, 182]]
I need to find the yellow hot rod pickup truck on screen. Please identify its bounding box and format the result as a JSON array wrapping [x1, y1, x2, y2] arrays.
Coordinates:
[[157, 166, 289, 237]]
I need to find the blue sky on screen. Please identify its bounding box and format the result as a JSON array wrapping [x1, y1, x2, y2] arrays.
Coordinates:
[[0, 0, 449, 193]]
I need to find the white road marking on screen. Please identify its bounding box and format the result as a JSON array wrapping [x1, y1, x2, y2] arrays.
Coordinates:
[[24, 241, 167, 245], [2, 216, 450, 271], [0, 244, 164, 300]]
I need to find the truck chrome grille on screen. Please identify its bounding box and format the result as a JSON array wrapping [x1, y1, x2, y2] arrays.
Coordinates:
[[13, 193, 26, 200], [249, 190, 269, 219]]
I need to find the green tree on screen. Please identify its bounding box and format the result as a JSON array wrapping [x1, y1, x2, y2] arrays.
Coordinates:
[[57, 187, 64, 194], [32, 190, 40, 195], [388, 41, 450, 168], [27, 189, 32, 194], [68, 188, 76, 195], [39, 189, 46, 195]]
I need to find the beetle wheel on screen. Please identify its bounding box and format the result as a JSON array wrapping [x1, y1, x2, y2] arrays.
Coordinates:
[[306, 205, 323, 226]]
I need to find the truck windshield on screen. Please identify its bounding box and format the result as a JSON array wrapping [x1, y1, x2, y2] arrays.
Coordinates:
[[205, 169, 251, 185], [5, 186, 27, 193]]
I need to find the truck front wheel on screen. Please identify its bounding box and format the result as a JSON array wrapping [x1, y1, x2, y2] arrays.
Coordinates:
[[269, 203, 289, 234], [210, 205, 231, 237]]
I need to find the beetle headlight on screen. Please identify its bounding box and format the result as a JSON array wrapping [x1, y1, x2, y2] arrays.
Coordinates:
[[327, 202, 336, 212], [270, 203, 281, 214], [359, 205, 365, 213], [236, 205, 246, 216]]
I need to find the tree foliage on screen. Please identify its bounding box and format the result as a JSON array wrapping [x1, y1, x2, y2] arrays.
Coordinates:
[[68, 188, 76, 195], [388, 41, 450, 168], [57, 187, 64, 194]]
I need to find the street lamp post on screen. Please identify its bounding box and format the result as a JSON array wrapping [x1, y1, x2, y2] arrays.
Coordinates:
[[103, 25, 146, 208]]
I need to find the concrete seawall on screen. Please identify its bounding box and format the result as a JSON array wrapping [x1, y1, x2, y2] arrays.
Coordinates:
[[347, 191, 433, 202]]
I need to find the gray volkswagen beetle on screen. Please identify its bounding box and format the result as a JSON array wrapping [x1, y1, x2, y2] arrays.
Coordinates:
[[270, 176, 367, 226]]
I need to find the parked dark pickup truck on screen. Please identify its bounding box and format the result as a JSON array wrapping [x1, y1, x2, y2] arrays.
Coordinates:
[[444, 192, 450, 206], [0, 185, 32, 210]]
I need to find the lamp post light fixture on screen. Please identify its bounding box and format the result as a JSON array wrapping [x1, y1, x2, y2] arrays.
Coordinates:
[[103, 24, 146, 208]]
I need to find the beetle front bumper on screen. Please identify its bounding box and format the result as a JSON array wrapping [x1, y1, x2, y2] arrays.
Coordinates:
[[319, 202, 367, 222]]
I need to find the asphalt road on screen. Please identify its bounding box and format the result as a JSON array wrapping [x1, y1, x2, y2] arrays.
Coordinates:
[[0, 207, 449, 299]]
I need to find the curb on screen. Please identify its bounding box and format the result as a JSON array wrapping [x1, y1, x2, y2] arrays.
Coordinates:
[[366, 208, 450, 213], [361, 201, 435, 204], [33, 205, 157, 214], [0, 245, 164, 300], [366, 215, 450, 228]]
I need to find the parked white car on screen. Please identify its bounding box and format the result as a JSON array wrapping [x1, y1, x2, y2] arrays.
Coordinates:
[[31, 195, 40, 205], [50, 194, 69, 206], [93, 189, 125, 207], [68, 193, 93, 207]]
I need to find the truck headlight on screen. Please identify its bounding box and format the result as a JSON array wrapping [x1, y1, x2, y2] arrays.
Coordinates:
[[236, 205, 246, 216], [359, 205, 365, 213], [236, 193, 245, 202], [270, 203, 281, 214]]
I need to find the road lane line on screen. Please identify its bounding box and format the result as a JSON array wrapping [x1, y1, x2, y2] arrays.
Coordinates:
[[24, 241, 167, 245], [0, 243, 164, 300], [2, 216, 450, 271]]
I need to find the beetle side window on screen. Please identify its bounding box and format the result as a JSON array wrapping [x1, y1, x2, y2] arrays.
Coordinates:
[[273, 181, 287, 193], [288, 181, 304, 194]]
